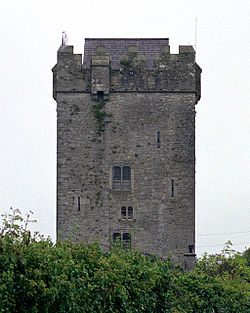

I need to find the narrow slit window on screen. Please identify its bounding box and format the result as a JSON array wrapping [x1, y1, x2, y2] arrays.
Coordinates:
[[97, 91, 104, 101], [157, 131, 160, 148], [77, 196, 81, 211], [171, 179, 174, 198]]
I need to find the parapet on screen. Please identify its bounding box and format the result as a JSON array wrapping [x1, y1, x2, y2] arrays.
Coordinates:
[[52, 45, 86, 99], [52, 39, 201, 103]]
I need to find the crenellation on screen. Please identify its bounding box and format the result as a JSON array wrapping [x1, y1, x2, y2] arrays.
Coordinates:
[[53, 41, 199, 97]]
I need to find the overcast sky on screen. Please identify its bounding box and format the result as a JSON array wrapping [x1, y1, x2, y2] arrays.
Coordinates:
[[0, 0, 249, 257]]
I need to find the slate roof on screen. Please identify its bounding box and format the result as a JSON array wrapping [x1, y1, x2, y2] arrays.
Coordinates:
[[83, 38, 169, 69]]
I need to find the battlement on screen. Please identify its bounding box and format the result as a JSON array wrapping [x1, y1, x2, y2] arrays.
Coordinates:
[[52, 38, 201, 102]]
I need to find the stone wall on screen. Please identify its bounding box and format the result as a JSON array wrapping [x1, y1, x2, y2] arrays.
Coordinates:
[[52, 38, 201, 268]]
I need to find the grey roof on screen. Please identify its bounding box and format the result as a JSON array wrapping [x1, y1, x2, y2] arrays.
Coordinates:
[[83, 38, 169, 69]]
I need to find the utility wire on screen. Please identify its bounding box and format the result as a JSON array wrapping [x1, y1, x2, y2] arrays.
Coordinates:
[[197, 230, 250, 237], [197, 242, 250, 248]]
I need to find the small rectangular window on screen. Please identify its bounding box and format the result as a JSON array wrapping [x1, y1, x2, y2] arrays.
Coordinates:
[[113, 166, 122, 190], [122, 166, 131, 190], [171, 179, 174, 198], [121, 206, 126, 219], [97, 91, 104, 101], [188, 245, 194, 253], [77, 196, 81, 211], [123, 166, 131, 180], [113, 166, 121, 180], [113, 233, 121, 242], [157, 131, 160, 148], [122, 233, 131, 248], [128, 206, 133, 219]]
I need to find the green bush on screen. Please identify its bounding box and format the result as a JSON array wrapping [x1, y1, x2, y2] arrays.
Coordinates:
[[0, 209, 249, 312]]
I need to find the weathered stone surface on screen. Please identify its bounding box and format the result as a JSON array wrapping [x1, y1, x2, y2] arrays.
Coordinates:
[[52, 38, 202, 269]]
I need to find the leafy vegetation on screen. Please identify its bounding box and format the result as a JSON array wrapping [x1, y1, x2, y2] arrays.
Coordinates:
[[93, 101, 111, 135], [120, 57, 133, 67], [0, 209, 249, 312]]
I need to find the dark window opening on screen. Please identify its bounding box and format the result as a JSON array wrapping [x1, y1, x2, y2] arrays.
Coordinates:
[[113, 166, 121, 190], [123, 166, 131, 180], [121, 206, 126, 219], [188, 245, 194, 253], [128, 206, 133, 219], [122, 166, 131, 190], [171, 179, 174, 198], [113, 233, 121, 242], [157, 131, 160, 148], [112, 166, 131, 190], [97, 91, 104, 101], [122, 233, 131, 248], [113, 232, 131, 248], [113, 166, 121, 180], [120, 206, 133, 220], [77, 197, 81, 211]]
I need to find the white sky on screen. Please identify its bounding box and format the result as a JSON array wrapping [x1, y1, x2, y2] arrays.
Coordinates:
[[0, 0, 249, 257]]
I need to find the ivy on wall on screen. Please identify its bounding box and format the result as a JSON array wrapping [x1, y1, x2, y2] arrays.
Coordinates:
[[93, 101, 111, 135]]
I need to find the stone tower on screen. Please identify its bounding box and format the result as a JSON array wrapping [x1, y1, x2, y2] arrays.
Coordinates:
[[52, 38, 201, 269]]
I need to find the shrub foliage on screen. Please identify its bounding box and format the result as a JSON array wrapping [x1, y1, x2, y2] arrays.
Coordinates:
[[0, 209, 249, 312]]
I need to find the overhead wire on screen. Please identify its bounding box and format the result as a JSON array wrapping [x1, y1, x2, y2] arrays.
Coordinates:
[[197, 242, 250, 248], [197, 230, 250, 248], [197, 230, 250, 237]]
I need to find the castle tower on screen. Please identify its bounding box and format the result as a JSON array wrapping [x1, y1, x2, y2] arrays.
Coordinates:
[[52, 38, 201, 269]]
